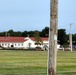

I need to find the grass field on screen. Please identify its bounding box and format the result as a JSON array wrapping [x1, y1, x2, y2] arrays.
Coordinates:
[[0, 50, 76, 75], [57, 51, 76, 75]]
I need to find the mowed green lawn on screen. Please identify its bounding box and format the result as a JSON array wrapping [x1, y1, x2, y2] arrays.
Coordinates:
[[0, 50, 76, 75], [0, 50, 47, 75], [57, 51, 76, 75]]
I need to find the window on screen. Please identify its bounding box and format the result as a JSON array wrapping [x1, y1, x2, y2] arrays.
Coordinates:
[[2, 44, 4, 46], [21, 43, 23, 46], [18, 43, 20, 46], [15, 44, 16, 46]]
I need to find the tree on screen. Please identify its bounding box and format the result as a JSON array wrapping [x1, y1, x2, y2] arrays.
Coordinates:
[[58, 29, 68, 45], [8, 29, 14, 36], [0, 32, 6, 36], [72, 34, 76, 45], [34, 30, 43, 45], [14, 31, 22, 36], [27, 31, 34, 37], [22, 31, 28, 37], [40, 27, 49, 37]]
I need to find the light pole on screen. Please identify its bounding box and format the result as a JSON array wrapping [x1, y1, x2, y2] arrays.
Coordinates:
[[48, 0, 58, 75], [70, 23, 72, 52]]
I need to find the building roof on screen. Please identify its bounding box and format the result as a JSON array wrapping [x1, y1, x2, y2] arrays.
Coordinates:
[[0, 37, 48, 42]]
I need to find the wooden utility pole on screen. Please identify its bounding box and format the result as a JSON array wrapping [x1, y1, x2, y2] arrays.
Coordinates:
[[48, 0, 58, 75], [70, 23, 72, 52]]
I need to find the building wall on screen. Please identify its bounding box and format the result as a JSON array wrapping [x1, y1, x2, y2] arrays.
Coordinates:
[[23, 39, 35, 49], [0, 42, 24, 48], [0, 37, 60, 49]]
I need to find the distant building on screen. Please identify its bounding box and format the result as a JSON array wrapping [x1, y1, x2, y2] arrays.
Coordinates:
[[0, 37, 60, 49]]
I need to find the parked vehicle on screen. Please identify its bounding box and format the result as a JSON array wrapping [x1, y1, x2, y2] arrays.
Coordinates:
[[35, 46, 42, 49]]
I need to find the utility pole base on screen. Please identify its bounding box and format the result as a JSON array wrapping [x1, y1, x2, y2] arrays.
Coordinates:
[[48, 67, 56, 75]]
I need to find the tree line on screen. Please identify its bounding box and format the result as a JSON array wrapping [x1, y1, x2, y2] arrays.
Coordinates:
[[0, 27, 76, 45], [0, 27, 49, 37]]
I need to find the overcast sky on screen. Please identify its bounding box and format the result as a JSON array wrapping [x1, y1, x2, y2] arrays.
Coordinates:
[[0, 0, 76, 34]]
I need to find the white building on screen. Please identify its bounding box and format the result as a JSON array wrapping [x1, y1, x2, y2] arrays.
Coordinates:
[[0, 37, 60, 49]]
